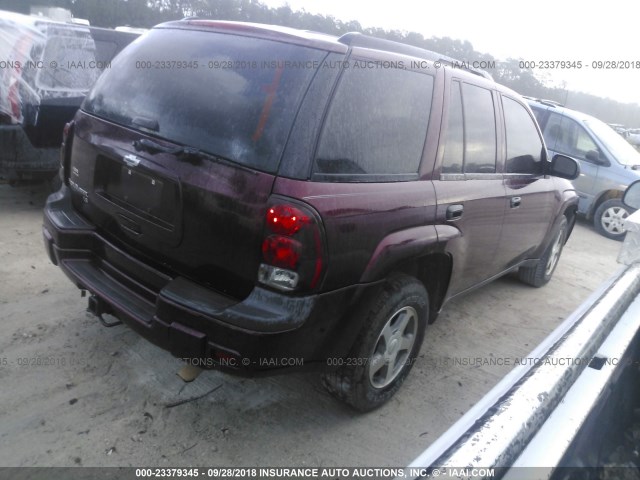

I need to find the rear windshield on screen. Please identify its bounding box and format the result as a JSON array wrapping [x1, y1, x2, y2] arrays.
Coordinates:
[[38, 31, 102, 91], [83, 28, 326, 173]]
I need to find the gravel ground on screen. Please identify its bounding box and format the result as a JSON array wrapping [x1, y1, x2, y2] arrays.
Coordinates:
[[0, 183, 623, 468]]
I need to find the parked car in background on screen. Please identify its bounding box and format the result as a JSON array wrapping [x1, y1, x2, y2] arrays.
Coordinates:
[[0, 10, 139, 186], [528, 99, 640, 240], [627, 128, 640, 148], [607, 123, 629, 138], [44, 20, 579, 411]]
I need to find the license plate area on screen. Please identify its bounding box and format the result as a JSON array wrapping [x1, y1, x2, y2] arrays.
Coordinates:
[[95, 155, 178, 229]]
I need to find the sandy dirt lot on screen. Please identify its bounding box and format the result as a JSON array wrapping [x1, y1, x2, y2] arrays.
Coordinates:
[[0, 182, 622, 468]]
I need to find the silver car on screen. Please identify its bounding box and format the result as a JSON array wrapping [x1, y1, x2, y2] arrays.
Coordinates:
[[529, 99, 640, 240]]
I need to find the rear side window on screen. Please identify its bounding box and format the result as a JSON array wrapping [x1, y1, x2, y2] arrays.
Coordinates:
[[502, 96, 543, 174], [83, 28, 326, 173], [543, 112, 598, 160], [441, 81, 497, 175], [314, 64, 433, 180]]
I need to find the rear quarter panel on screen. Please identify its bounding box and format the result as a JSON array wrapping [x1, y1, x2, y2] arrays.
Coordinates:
[[271, 178, 438, 291]]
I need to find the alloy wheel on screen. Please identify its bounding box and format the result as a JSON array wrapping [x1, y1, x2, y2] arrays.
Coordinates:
[[368, 306, 418, 389]]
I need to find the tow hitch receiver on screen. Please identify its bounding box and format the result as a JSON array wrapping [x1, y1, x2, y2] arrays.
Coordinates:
[[87, 294, 122, 328]]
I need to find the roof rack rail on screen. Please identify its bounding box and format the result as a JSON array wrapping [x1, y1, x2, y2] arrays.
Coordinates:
[[524, 96, 564, 108], [337, 32, 493, 80]]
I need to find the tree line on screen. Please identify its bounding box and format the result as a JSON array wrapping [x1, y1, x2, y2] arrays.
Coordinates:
[[2, 0, 639, 126]]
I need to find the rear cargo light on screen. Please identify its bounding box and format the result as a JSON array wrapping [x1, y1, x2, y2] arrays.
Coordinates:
[[259, 202, 325, 292]]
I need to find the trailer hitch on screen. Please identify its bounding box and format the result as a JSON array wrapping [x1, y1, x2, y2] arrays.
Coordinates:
[[87, 294, 122, 328]]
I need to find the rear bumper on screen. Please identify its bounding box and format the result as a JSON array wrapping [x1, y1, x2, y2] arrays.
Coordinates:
[[43, 187, 368, 373]]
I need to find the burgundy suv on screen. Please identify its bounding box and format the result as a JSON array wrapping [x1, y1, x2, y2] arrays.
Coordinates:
[[43, 20, 579, 411]]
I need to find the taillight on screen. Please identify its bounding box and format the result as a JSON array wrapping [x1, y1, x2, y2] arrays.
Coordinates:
[[7, 74, 22, 124], [259, 201, 325, 292], [262, 236, 301, 269], [60, 121, 74, 185], [266, 205, 308, 235], [1, 82, 22, 124]]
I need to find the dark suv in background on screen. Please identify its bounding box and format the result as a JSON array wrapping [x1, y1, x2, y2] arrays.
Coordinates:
[[43, 20, 579, 411]]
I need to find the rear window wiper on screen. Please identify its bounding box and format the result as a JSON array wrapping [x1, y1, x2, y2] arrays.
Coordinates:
[[132, 138, 254, 172], [133, 138, 204, 163]]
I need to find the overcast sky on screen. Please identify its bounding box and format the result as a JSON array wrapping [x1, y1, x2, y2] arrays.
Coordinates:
[[261, 0, 640, 105]]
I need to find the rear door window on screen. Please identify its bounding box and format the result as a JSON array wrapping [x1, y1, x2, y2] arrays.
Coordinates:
[[441, 81, 497, 175], [83, 28, 326, 173], [441, 81, 464, 174], [462, 83, 496, 174], [314, 63, 434, 180]]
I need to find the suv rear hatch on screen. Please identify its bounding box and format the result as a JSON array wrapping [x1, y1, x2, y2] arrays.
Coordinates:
[[67, 25, 328, 299]]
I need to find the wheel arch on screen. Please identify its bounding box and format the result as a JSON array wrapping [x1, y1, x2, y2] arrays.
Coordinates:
[[360, 225, 457, 324], [563, 203, 578, 245], [391, 253, 452, 324], [588, 189, 624, 219]]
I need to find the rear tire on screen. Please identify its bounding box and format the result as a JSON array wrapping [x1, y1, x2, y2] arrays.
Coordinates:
[[321, 274, 428, 412], [518, 216, 568, 288], [594, 198, 629, 240]]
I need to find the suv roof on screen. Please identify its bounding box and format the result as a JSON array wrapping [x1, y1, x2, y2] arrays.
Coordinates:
[[161, 19, 348, 52], [162, 19, 493, 80], [338, 32, 493, 79]]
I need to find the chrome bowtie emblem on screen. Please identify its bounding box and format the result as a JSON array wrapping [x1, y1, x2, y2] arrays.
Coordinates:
[[123, 154, 141, 168]]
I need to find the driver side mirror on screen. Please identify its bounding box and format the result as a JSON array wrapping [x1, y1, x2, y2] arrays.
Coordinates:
[[548, 154, 580, 180], [585, 150, 607, 165], [623, 180, 640, 209]]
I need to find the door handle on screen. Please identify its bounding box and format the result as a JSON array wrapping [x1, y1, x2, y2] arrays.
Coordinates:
[[510, 197, 521, 208], [446, 204, 464, 221]]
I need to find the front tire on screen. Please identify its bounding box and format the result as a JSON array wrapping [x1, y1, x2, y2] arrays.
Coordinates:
[[321, 274, 428, 412], [594, 198, 629, 240], [518, 216, 568, 287]]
